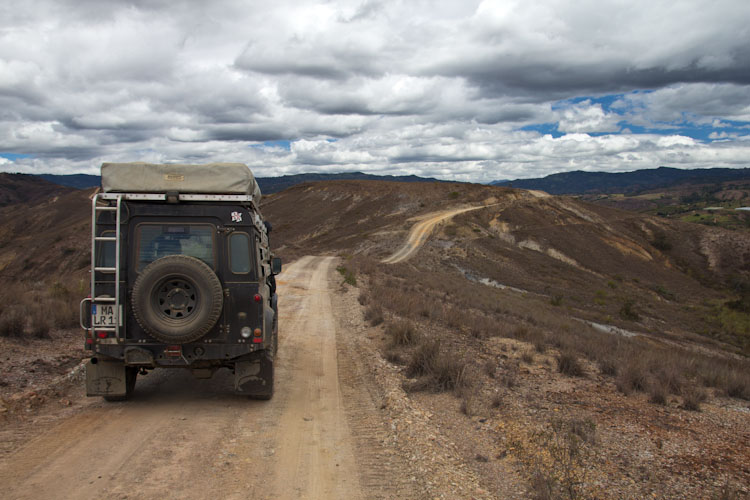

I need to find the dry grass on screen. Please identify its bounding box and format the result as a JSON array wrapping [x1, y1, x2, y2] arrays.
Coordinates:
[[647, 382, 668, 406], [364, 303, 384, 326], [386, 320, 420, 346], [0, 281, 83, 338], [0, 307, 25, 337], [681, 386, 707, 411], [353, 255, 750, 407], [616, 361, 649, 395], [405, 338, 470, 393], [557, 351, 585, 377]]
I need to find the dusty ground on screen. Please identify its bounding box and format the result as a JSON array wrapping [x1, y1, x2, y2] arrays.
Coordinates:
[[0, 257, 435, 500]]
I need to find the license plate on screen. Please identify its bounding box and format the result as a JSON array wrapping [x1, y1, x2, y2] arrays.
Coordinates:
[[92, 304, 122, 327]]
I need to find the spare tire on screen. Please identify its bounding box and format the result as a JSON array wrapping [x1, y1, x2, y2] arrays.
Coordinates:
[[132, 255, 223, 344]]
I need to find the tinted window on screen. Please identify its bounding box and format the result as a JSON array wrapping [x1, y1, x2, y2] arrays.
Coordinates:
[[136, 224, 215, 271], [96, 230, 115, 270], [229, 233, 251, 274]]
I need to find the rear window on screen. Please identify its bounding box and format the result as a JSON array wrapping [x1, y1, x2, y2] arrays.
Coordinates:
[[229, 232, 254, 276], [96, 230, 115, 270], [135, 224, 215, 271]]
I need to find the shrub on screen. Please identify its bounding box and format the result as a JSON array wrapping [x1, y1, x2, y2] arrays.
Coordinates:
[[336, 266, 357, 286], [0, 308, 25, 337], [30, 320, 51, 339], [384, 345, 404, 365], [598, 358, 618, 376], [619, 299, 640, 321], [681, 386, 707, 411], [364, 304, 384, 326], [653, 285, 676, 301], [386, 320, 419, 346], [725, 372, 750, 400], [616, 362, 648, 394], [557, 351, 584, 377], [358, 291, 369, 305], [648, 381, 668, 406], [460, 389, 476, 416], [653, 364, 685, 395], [406, 339, 469, 392], [651, 232, 672, 251], [521, 350, 535, 364], [406, 339, 440, 378], [51, 297, 80, 329]]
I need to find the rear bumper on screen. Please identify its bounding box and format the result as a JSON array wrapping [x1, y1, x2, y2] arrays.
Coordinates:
[[91, 341, 265, 368]]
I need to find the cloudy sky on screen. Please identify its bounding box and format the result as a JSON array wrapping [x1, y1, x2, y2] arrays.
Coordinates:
[[1, 0, 749, 182]]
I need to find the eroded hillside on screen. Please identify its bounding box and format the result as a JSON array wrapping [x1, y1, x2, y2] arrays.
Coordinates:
[[263, 179, 750, 498], [263, 180, 750, 354]]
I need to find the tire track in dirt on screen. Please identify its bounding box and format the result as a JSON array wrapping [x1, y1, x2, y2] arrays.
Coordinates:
[[382, 206, 490, 264]]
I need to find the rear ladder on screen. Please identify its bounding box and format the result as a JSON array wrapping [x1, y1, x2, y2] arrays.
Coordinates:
[[80, 193, 124, 341]]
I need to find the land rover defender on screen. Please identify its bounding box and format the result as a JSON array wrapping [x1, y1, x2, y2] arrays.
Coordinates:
[[80, 162, 280, 400]]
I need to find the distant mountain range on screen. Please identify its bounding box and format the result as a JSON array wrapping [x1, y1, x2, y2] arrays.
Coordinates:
[[38, 171, 448, 194], [34, 166, 750, 196], [491, 166, 750, 195]]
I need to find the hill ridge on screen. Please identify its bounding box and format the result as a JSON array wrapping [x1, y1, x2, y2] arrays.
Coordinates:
[[492, 166, 750, 195]]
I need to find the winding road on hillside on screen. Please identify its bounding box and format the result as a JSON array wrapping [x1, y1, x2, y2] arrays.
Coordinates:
[[0, 257, 412, 500], [382, 205, 488, 264]]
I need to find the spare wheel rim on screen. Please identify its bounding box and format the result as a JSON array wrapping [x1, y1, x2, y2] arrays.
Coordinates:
[[153, 276, 199, 320]]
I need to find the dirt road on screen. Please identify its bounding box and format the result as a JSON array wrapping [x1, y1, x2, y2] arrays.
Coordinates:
[[382, 206, 487, 264], [0, 256, 405, 500]]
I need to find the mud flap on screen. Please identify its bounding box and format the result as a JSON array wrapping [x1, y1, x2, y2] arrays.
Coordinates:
[[234, 351, 274, 399], [86, 359, 127, 397]]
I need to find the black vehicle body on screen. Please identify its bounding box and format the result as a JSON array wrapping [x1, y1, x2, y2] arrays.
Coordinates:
[[81, 164, 279, 400]]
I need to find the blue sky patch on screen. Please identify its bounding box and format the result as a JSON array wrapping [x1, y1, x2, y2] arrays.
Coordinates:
[[520, 123, 564, 138], [251, 140, 291, 150], [521, 90, 750, 142], [0, 153, 32, 160]]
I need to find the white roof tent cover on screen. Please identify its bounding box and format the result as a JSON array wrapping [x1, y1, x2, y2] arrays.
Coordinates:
[[100, 162, 261, 202]]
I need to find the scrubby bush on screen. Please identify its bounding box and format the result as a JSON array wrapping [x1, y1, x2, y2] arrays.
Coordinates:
[[681, 386, 707, 411], [0, 308, 25, 337], [616, 361, 649, 394], [619, 299, 640, 321], [406, 339, 469, 392], [647, 381, 668, 406], [557, 351, 584, 377], [336, 265, 357, 286], [651, 232, 672, 251], [364, 304, 384, 326], [386, 320, 419, 346]]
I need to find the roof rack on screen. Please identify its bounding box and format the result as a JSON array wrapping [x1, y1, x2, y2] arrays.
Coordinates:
[[97, 192, 255, 203]]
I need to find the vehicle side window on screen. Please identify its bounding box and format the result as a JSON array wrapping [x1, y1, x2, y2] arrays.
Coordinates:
[[229, 232, 252, 275], [96, 230, 115, 270], [135, 224, 215, 271]]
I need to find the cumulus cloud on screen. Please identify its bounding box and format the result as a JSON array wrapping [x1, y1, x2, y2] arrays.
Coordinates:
[[0, 0, 749, 181], [556, 101, 621, 134]]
